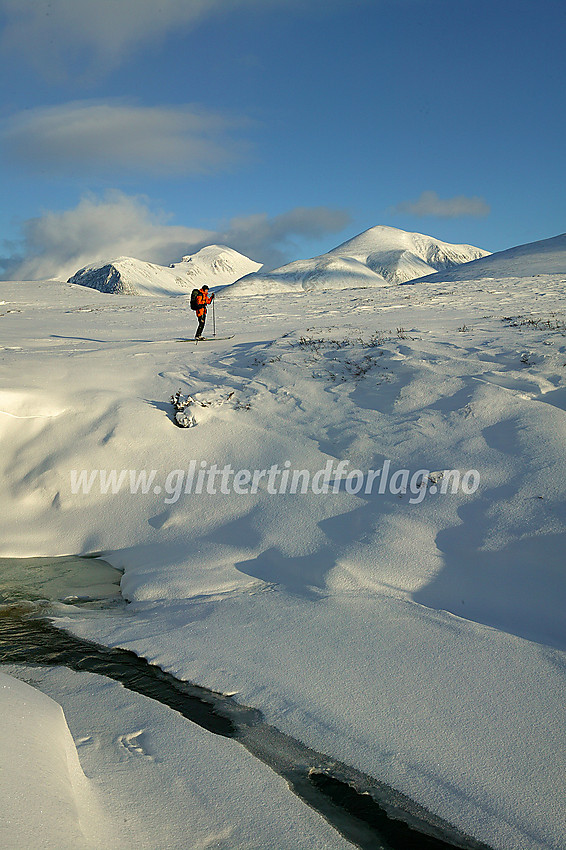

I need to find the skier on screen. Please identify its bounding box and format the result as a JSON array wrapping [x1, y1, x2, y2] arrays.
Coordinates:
[[194, 285, 214, 339]]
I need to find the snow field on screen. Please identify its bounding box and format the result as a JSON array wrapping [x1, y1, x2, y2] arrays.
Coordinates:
[[1, 251, 566, 850]]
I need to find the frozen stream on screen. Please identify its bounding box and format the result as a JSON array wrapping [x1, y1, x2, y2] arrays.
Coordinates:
[[0, 555, 493, 850]]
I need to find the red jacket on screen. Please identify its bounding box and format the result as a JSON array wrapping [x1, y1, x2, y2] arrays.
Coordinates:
[[195, 289, 212, 318]]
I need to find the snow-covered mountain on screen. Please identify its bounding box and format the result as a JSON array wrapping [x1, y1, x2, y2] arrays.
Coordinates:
[[408, 231, 566, 283], [67, 245, 262, 297], [225, 225, 489, 294], [171, 245, 262, 286], [327, 225, 490, 281]]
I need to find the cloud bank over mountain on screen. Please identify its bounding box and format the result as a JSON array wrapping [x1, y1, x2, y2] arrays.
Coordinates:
[[0, 192, 351, 281]]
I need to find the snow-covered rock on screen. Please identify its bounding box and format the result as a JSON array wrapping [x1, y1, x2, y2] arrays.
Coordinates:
[[67, 246, 261, 297], [226, 225, 489, 294], [408, 230, 566, 283]]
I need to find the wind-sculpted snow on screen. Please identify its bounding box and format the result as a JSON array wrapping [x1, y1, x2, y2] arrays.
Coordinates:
[[0, 670, 107, 850], [1, 252, 566, 849], [0, 658, 355, 850]]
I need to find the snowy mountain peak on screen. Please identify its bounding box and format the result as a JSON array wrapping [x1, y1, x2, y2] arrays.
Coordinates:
[[174, 245, 262, 281], [328, 225, 490, 283]]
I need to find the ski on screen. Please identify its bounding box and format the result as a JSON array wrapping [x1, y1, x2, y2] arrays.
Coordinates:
[[186, 335, 234, 342]]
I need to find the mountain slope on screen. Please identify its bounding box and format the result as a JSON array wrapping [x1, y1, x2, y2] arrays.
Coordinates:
[[224, 254, 390, 295], [408, 231, 566, 283], [68, 246, 262, 297], [225, 226, 489, 294]]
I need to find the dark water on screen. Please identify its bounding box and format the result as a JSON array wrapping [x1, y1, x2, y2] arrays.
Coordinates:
[[0, 556, 492, 850], [0, 553, 123, 606]]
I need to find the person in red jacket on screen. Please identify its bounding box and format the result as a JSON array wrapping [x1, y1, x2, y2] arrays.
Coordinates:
[[194, 285, 214, 339]]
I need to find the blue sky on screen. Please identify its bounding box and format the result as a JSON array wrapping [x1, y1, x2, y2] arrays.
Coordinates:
[[0, 0, 565, 279]]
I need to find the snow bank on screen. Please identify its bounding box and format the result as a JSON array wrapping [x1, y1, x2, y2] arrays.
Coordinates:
[[0, 671, 104, 850], [2, 665, 353, 850]]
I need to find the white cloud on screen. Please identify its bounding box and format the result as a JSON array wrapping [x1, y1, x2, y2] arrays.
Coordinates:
[[0, 192, 351, 281], [2, 101, 250, 177], [0, 0, 364, 79], [391, 191, 490, 219], [0, 0, 225, 77]]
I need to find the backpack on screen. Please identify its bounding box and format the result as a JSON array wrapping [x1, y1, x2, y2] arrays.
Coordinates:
[[190, 289, 200, 311]]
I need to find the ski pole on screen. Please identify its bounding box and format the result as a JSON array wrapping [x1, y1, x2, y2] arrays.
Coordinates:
[[212, 296, 216, 337]]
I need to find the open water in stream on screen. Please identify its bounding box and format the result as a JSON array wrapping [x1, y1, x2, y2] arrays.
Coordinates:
[[0, 555, 493, 850]]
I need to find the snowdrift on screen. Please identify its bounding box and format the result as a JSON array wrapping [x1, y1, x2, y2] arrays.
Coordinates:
[[0, 671, 104, 850]]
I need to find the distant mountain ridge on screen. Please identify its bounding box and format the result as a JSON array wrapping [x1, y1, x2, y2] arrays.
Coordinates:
[[67, 227, 495, 297], [68, 246, 262, 297], [224, 226, 490, 294], [408, 231, 566, 283]]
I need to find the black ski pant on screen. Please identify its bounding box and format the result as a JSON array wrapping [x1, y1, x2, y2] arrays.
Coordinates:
[[195, 314, 206, 338]]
